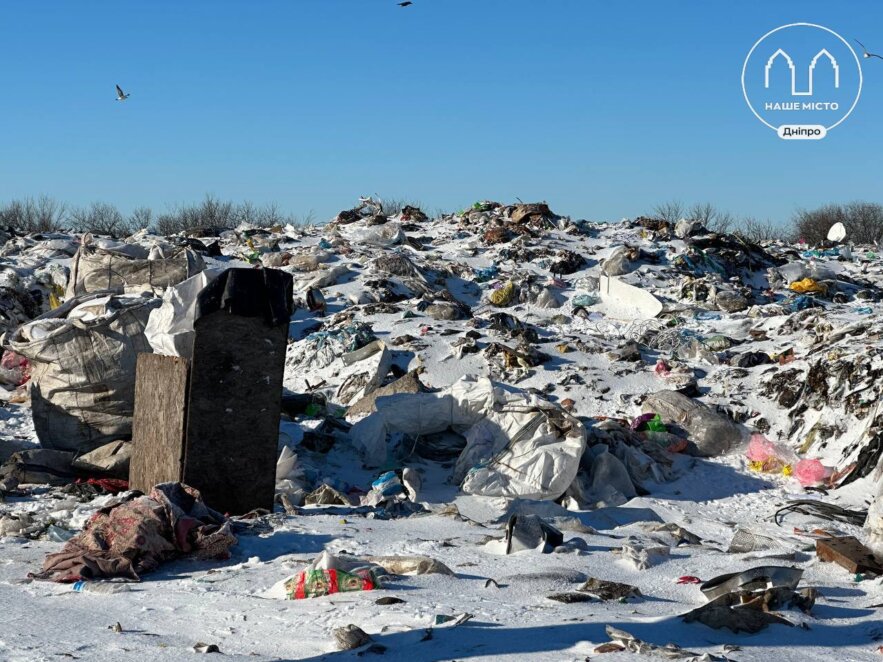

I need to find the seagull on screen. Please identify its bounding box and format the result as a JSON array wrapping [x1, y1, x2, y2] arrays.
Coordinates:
[[115, 84, 130, 101], [398, 1, 413, 6], [855, 39, 883, 60]]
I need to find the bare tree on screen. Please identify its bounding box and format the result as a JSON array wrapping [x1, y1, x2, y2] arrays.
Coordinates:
[[154, 211, 181, 236], [235, 200, 259, 226], [252, 202, 285, 227], [711, 211, 735, 234], [792, 205, 843, 244], [0, 200, 26, 230], [152, 195, 235, 235], [0, 196, 68, 232], [129, 206, 153, 231], [688, 202, 715, 226], [1, 194, 329, 237], [686, 202, 736, 233], [790, 202, 883, 244], [70, 202, 135, 237], [196, 194, 236, 228], [233, 201, 306, 228], [736, 217, 787, 243], [651, 200, 789, 240], [653, 200, 685, 223], [291, 209, 316, 227], [844, 201, 883, 244], [33, 195, 68, 232]]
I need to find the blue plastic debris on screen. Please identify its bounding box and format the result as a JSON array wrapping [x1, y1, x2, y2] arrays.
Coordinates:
[[473, 265, 499, 282], [572, 294, 599, 307]]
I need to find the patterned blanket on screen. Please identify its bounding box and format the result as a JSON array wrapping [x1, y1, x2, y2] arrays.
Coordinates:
[[32, 482, 237, 582]]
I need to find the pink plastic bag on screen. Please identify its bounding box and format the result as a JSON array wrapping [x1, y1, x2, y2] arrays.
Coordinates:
[[746, 433, 796, 474], [794, 458, 829, 487], [746, 434, 777, 462]]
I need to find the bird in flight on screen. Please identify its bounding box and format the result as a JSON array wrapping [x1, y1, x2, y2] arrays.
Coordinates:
[[398, 1, 413, 6], [855, 39, 883, 60], [115, 84, 130, 101]]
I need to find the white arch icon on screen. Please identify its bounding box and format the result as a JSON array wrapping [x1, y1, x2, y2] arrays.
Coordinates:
[[765, 48, 840, 96]]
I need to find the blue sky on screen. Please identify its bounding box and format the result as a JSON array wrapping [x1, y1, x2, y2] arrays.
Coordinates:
[[2, 0, 882, 224]]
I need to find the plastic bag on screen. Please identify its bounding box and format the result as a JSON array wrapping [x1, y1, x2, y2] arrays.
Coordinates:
[[144, 270, 220, 358], [746, 433, 796, 475], [789, 278, 826, 295], [266, 551, 377, 600], [589, 449, 637, 503], [362, 471, 406, 506], [489, 281, 515, 306], [642, 391, 739, 457], [473, 266, 498, 282], [352, 223, 405, 248], [601, 246, 634, 276], [572, 294, 599, 308], [793, 458, 830, 487], [288, 254, 321, 272]]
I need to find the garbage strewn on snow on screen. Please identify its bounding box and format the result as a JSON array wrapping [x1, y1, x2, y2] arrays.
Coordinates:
[[0, 203, 882, 659]]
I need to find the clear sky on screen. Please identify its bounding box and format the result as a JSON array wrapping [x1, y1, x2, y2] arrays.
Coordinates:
[[2, 0, 882, 225]]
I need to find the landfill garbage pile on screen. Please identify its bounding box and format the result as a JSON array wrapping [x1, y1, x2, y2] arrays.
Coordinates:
[[0, 202, 882, 660]]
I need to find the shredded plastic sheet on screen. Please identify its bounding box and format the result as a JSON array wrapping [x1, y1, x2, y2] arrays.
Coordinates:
[[350, 376, 586, 500]]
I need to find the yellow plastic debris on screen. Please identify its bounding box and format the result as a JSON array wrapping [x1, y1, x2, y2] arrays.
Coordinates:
[[48, 284, 65, 310], [489, 280, 515, 306], [789, 278, 826, 294]]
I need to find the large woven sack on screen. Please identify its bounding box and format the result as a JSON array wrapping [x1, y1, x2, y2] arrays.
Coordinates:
[[2, 294, 161, 452], [66, 241, 204, 298]]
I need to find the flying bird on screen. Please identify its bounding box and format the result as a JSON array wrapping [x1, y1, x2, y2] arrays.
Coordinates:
[[398, 1, 413, 6], [855, 39, 883, 60], [115, 84, 130, 101]]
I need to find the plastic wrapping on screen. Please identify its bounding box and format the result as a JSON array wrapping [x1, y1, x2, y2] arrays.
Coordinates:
[[601, 246, 634, 276], [794, 458, 830, 487], [588, 447, 636, 505], [336, 340, 392, 405], [144, 270, 219, 358], [265, 551, 378, 600], [746, 433, 797, 475], [351, 376, 586, 501], [643, 390, 740, 457], [350, 222, 405, 248]]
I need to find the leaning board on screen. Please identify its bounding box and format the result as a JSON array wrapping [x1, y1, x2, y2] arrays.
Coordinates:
[[129, 353, 190, 494]]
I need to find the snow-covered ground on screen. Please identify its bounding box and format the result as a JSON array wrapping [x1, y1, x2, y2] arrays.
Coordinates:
[[2, 455, 880, 661]]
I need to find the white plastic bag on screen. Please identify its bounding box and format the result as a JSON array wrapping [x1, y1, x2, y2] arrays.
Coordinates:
[[144, 270, 221, 358]]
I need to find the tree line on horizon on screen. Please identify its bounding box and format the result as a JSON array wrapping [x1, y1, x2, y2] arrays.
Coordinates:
[[653, 200, 883, 245], [0, 194, 879, 245], [0, 195, 318, 237]]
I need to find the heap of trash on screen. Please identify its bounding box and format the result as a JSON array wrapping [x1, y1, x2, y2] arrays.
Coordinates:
[[0, 200, 882, 660]]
